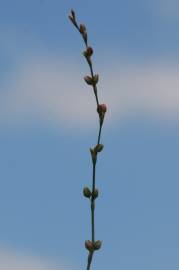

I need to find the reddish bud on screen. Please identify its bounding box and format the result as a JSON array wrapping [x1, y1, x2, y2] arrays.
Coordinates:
[[85, 240, 94, 252], [97, 104, 107, 114], [79, 24, 86, 34], [83, 47, 93, 58], [86, 47, 93, 56]]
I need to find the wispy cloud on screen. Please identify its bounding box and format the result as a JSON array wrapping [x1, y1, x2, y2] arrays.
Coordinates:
[[152, 0, 179, 20], [0, 248, 72, 270], [0, 55, 179, 130]]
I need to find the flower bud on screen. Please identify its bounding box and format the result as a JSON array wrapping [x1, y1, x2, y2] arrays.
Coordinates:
[[71, 9, 75, 18], [92, 188, 99, 199], [94, 240, 102, 250], [68, 10, 78, 27], [90, 148, 97, 164], [85, 240, 94, 252], [97, 104, 107, 114], [68, 15, 75, 23], [83, 47, 93, 58], [94, 144, 104, 153], [84, 75, 93, 85], [83, 187, 92, 198], [79, 24, 86, 34], [93, 74, 99, 85], [86, 47, 93, 56], [84, 74, 99, 86]]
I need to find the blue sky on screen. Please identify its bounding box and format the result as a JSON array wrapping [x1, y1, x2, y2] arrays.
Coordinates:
[[0, 0, 179, 269]]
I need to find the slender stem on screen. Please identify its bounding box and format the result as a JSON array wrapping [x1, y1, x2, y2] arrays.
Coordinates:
[[97, 124, 102, 145], [69, 12, 105, 270], [92, 162, 96, 242], [84, 47, 102, 270], [86, 161, 96, 270], [87, 120, 102, 270], [87, 251, 94, 270], [75, 23, 100, 108]]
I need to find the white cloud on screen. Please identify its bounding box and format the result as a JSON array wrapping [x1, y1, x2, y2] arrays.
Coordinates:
[[0, 248, 72, 270], [153, 0, 179, 19], [0, 56, 179, 131]]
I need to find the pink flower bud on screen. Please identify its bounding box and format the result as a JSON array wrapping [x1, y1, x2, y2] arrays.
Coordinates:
[[97, 104, 107, 114]]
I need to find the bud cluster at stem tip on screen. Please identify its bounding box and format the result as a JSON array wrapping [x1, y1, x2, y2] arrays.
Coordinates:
[[68, 9, 78, 28]]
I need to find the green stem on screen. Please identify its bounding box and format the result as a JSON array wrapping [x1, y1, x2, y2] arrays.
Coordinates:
[[86, 163, 96, 270], [97, 124, 102, 145], [88, 63, 99, 106], [87, 251, 94, 270], [92, 162, 96, 242], [69, 14, 104, 270]]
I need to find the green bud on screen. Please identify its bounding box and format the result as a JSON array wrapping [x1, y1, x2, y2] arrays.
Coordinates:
[[83, 187, 91, 198], [94, 240, 102, 250], [90, 148, 97, 164], [68, 10, 78, 28], [94, 144, 104, 153], [70, 9, 75, 19], [92, 188, 99, 199], [93, 74, 99, 84], [84, 75, 93, 85]]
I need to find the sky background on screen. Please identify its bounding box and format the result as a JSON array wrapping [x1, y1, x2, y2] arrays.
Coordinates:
[[0, 0, 179, 269]]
